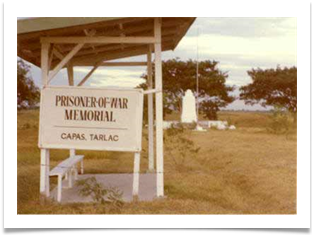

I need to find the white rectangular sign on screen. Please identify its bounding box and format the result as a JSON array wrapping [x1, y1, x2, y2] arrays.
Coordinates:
[[38, 86, 144, 152]]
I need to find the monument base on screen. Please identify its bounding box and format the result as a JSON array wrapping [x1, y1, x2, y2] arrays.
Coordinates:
[[193, 124, 207, 132]]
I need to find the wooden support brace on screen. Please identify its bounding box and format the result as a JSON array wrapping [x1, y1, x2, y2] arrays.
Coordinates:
[[100, 62, 147, 67], [77, 62, 101, 86], [52, 46, 65, 60], [48, 43, 84, 83]]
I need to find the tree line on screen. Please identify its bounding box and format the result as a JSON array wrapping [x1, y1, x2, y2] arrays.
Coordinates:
[[17, 59, 39, 109], [17, 59, 297, 119]]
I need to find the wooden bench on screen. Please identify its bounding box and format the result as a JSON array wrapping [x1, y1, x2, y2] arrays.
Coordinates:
[[49, 155, 84, 202]]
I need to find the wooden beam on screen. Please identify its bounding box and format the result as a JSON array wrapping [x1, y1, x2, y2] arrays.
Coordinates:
[[69, 41, 170, 66], [154, 18, 164, 197], [30, 24, 178, 53], [71, 46, 148, 66], [119, 23, 126, 51], [31, 33, 175, 66], [144, 88, 161, 95], [48, 43, 84, 83], [100, 62, 147, 67], [41, 36, 158, 44], [67, 40, 177, 67], [68, 44, 123, 58]]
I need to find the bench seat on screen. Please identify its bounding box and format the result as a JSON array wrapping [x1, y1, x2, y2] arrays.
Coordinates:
[[50, 155, 84, 177], [50, 155, 84, 202]]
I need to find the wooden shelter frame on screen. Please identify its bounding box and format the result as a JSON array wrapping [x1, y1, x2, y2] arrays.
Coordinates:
[[18, 17, 195, 201], [39, 18, 164, 199]]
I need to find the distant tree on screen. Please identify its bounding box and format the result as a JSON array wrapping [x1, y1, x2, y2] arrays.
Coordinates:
[[17, 59, 40, 109], [240, 66, 297, 114], [140, 58, 234, 120]]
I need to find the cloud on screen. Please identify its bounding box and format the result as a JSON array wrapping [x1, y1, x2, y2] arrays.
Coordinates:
[[74, 67, 146, 88], [168, 17, 296, 87], [178, 34, 296, 61], [187, 17, 296, 38]]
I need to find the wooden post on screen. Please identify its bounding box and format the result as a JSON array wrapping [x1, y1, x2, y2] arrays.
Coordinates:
[[40, 149, 50, 197], [132, 152, 141, 199], [147, 45, 154, 172], [40, 42, 50, 198], [154, 18, 164, 197], [41, 43, 50, 86], [67, 64, 76, 158]]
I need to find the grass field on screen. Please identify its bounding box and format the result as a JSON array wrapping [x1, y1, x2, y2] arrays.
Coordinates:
[[17, 109, 296, 214]]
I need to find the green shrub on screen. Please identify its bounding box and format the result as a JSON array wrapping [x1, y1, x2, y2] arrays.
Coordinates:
[[267, 107, 295, 134], [76, 177, 123, 207], [164, 126, 200, 170]]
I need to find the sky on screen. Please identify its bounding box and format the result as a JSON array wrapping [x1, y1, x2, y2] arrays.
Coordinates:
[[24, 17, 297, 110]]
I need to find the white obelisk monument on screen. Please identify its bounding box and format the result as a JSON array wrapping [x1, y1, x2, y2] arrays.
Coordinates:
[[181, 89, 197, 123]]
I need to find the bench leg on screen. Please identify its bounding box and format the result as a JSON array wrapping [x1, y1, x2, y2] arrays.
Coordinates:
[[80, 160, 84, 174], [132, 152, 140, 199], [74, 167, 78, 180], [65, 173, 68, 180], [57, 175, 62, 202], [68, 170, 72, 188]]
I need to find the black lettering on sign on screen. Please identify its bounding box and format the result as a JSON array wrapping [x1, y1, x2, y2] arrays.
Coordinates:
[[90, 134, 119, 142], [64, 109, 115, 122], [56, 95, 129, 109], [56, 95, 130, 123], [60, 132, 87, 141]]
